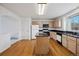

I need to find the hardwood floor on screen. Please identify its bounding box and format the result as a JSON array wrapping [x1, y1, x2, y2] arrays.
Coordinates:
[[49, 39, 74, 56], [0, 38, 74, 56], [0, 40, 36, 56]]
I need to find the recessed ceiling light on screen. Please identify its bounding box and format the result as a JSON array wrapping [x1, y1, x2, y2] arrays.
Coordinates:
[[37, 3, 47, 15]]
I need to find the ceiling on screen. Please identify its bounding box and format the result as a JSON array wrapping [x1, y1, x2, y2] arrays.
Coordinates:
[[1, 3, 79, 19]]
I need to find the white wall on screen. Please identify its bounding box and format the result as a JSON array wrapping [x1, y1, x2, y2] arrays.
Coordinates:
[[0, 5, 32, 40], [0, 5, 32, 52], [0, 16, 19, 34], [0, 5, 22, 52], [20, 17, 32, 40], [0, 5, 21, 37], [0, 34, 11, 53]]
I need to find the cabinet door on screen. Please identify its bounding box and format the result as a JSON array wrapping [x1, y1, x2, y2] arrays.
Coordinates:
[[55, 20, 59, 27], [50, 32, 57, 40], [49, 21, 54, 28], [35, 37, 49, 55], [62, 35, 67, 48], [53, 19, 62, 28], [77, 39, 79, 55], [67, 36, 76, 54]]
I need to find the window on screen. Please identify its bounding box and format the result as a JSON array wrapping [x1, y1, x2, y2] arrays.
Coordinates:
[[70, 15, 79, 30], [69, 15, 79, 30]]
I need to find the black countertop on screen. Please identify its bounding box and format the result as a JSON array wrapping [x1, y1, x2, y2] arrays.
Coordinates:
[[35, 33, 49, 37], [39, 29, 79, 38], [50, 30, 79, 38]]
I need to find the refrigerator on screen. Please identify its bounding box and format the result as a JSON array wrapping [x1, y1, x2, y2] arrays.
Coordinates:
[[32, 25, 39, 39]]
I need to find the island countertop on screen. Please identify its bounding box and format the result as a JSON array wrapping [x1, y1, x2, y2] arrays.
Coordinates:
[[35, 33, 49, 37]]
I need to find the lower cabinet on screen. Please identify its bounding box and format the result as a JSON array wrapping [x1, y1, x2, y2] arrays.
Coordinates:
[[77, 39, 79, 55], [62, 35, 77, 55], [67, 36, 76, 54], [62, 35, 68, 48], [34, 36, 49, 55], [50, 32, 57, 40], [51, 32, 79, 55]]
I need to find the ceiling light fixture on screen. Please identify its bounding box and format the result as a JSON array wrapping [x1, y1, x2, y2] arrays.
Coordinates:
[[37, 3, 47, 15]]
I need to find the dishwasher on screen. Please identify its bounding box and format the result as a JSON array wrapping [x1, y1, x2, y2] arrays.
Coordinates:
[[56, 33, 62, 44]]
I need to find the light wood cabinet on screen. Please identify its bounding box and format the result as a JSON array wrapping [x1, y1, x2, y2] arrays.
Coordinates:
[[50, 32, 78, 55], [62, 35, 68, 48], [77, 39, 79, 55], [67, 36, 76, 54], [34, 36, 49, 55], [49, 21, 54, 28], [53, 19, 62, 28], [32, 20, 62, 28], [32, 20, 54, 28], [32, 21, 39, 25], [50, 32, 57, 40]]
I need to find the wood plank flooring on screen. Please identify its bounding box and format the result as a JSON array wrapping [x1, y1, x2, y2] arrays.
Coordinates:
[[0, 40, 36, 56], [49, 39, 74, 56], [0, 38, 74, 56]]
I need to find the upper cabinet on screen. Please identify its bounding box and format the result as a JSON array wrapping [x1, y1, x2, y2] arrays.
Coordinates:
[[52, 19, 62, 28], [48, 21, 54, 28], [32, 21, 39, 25], [32, 19, 62, 28], [32, 20, 54, 28]]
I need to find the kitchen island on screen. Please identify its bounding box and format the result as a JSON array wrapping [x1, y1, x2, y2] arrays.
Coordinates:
[[34, 33, 49, 55]]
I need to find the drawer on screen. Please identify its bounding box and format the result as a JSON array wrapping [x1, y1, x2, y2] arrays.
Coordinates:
[[67, 36, 76, 41], [62, 35, 67, 40], [68, 39, 76, 44], [62, 35, 67, 37]]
